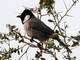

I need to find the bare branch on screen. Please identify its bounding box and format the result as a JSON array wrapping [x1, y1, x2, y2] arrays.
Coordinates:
[[18, 46, 30, 60], [54, 1, 78, 29]]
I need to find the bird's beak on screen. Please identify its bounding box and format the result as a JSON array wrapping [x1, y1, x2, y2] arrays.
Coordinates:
[[17, 15, 21, 18]]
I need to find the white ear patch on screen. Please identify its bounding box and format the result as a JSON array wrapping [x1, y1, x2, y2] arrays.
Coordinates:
[[23, 15, 30, 23]]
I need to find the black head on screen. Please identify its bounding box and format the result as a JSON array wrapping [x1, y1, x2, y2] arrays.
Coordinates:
[[17, 9, 34, 23]]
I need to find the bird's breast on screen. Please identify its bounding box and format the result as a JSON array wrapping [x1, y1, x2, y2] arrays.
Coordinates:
[[23, 21, 30, 33]]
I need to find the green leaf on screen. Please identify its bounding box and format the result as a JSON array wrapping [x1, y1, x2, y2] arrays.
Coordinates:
[[0, 32, 2, 37], [48, 19, 53, 22], [54, 46, 61, 52], [65, 25, 68, 29], [71, 35, 80, 40], [35, 51, 42, 58], [18, 50, 20, 55], [72, 41, 79, 47], [41, 58, 46, 60], [39, 0, 44, 4], [31, 59, 34, 60], [21, 48, 23, 52], [13, 48, 18, 53], [47, 43, 54, 48]]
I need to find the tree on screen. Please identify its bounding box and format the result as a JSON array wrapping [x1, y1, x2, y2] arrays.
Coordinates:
[[0, 0, 80, 60]]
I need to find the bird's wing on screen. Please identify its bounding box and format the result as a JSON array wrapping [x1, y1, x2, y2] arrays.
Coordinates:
[[29, 18, 54, 35]]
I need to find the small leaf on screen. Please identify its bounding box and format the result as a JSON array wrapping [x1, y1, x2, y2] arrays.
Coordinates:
[[73, 56, 76, 60], [65, 25, 68, 29], [41, 58, 46, 60], [61, 28, 65, 32], [48, 19, 53, 22], [19, 40, 24, 43], [18, 50, 20, 55], [15, 34, 19, 40], [54, 46, 61, 52], [71, 35, 80, 40], [21, 48, 23, 52], [35, 51, 42, 58], [39, 0, 44, 4], [72, 41, 79, 47], [48, 43, 54, 48], [14, 48, 17, 53], [31, 59, 34, 60], [0, 32, 2, 37]]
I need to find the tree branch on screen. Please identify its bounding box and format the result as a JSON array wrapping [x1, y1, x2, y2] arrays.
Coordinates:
[[54, 1, 78, 29]]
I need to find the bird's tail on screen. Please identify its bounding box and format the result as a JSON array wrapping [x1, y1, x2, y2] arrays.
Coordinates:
[[50, 33, 72, 53]]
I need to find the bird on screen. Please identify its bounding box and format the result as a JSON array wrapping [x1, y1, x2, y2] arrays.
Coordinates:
[[17, 9, 72, 53]]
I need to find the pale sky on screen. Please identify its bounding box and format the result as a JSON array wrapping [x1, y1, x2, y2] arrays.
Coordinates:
[[0, 0, 80, 60]]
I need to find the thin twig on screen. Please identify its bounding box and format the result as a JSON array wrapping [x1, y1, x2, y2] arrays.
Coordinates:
[[41, 14, 48, 16], [51, 9, 64, 35], [63, 0, 68, 10], [18, 44, 27, 50], [18, 46, 30, 60], [54, 1, 77, 30]]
